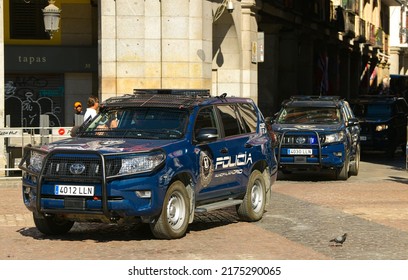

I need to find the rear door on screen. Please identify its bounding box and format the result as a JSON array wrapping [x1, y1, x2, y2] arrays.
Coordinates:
[[193, 103, 255, 201], [213, 103, 255, 194], [193, 106, 238, 201]]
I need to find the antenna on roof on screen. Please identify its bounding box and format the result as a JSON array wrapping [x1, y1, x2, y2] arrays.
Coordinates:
[[218, 93, 227, 99]]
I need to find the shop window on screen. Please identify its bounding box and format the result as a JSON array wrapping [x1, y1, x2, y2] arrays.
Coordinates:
[[9, 0, 49, 40]]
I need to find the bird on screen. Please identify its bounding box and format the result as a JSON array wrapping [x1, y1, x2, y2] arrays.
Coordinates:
[[329, 233, 347, 246]]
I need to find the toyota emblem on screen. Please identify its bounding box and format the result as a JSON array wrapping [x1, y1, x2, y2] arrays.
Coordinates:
[[69, 163, 86, 175], [295, 136, 306, 144]]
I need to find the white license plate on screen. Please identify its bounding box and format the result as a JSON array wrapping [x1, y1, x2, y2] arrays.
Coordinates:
[[288, 149, 312, 155], [360, 136, 367, 141], [54, 185, 94, 196]]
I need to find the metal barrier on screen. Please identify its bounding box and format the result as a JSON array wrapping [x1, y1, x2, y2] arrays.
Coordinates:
[[0, 127, 72, 177]]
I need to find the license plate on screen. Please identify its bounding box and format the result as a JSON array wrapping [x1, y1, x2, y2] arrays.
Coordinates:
[[288, 149, 312, 155], [55, 185, 94, 196], [360, 136, 367, 141]]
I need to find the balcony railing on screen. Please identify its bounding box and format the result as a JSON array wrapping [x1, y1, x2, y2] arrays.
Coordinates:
[[341, 0, 360, 15], [368, 23, 376, 45], [344, 10, 356, 38], [354, 17, 366, 42]]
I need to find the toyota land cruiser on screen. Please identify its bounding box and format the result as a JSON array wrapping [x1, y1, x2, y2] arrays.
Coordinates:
[[271, 96, 360, 180], [19, 90, 277, 239]]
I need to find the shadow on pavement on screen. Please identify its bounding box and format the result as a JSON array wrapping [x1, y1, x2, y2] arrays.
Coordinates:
[[16, 209, 240, 242], [361, 149, 406, 171]]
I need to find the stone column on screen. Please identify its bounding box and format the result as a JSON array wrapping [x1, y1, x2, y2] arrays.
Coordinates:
[[239, 0, 259, 102], [99, 0, 212, 100], [389, 46, 402, 75]]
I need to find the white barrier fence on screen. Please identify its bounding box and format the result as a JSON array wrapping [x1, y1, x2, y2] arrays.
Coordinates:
[[0, 127, 72, 177]]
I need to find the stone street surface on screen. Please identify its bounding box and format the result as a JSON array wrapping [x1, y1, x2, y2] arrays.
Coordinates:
[[0, 152, 407, 260]]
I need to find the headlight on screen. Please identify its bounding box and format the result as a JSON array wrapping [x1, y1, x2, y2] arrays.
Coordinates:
[[118, 151, 165, 175], [322, 132, 345, 144], [28, 152, 46, 173], [375, 124, 388, 132]]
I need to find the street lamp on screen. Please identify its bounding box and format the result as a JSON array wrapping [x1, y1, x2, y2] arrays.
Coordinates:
[[42, 0, 61, 39], [213, 0, 234, 22]]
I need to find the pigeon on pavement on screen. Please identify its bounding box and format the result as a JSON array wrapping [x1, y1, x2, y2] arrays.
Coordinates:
[[329, 233, 347, 246]]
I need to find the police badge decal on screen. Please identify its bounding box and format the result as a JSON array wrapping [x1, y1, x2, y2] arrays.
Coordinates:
[[199, 150, 214, 187]]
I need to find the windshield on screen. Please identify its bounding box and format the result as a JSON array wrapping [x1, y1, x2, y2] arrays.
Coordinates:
[[352, 103, 392, 118], [80, 107, 189, 139], [276, 107, 341, 124]]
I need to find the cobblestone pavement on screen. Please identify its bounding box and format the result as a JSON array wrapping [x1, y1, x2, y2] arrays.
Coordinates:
[[0, 152, 407, 260]]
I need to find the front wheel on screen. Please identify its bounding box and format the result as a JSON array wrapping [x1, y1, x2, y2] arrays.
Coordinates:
[[237, 170, 266, 221], [336, 155, 349, 180], [33, 213, 74, 235], [150, 181, 190, 239], [349, 145, 360, 176]]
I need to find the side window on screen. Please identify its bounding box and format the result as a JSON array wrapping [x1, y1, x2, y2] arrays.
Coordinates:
[[216, 105, 244, 137], [237, 103, 258, 133], [194, 107, 218, 139]]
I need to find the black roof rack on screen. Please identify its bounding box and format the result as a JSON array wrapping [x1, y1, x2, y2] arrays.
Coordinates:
[[101, 89, 211, 109], [289, 95, 341, 101], [351, 95, 399, 99], [133, 89, 210, 97]]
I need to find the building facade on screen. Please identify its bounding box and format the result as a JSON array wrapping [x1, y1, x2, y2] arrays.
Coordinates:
[[0, 0, 402, 170]]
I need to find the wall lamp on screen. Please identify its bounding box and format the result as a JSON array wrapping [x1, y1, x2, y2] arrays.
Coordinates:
[[42, 0, 61, 39], [213, 0, 234, 22]]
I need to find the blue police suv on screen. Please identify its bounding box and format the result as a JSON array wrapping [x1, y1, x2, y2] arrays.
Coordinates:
[[19, 90, 277, 239], [271, 96, 360, 180]]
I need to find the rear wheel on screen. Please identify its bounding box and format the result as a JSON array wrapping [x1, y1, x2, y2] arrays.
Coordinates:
[[150, 181, 190, 239], [33, 213, 74, 235], [237, 170, 266, 221]]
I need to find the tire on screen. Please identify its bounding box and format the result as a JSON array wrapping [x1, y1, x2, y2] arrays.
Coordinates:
[[237, 170, 266, 222], [150, 181, 190, 239], [336, 155, 349, 180], [349, 144, 360, 176], [33, 213, 74, 235]]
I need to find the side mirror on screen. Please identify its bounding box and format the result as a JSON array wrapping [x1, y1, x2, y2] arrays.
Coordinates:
[[196, 128, 218, 143]]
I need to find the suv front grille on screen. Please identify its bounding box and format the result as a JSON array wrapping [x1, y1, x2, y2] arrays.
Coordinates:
[[42, 153, 122, 180], [282, 134, 322, 145]]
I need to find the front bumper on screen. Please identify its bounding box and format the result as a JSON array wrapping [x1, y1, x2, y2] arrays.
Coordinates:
[[19, 147, 168, 222], [276, 131, 346, 171]]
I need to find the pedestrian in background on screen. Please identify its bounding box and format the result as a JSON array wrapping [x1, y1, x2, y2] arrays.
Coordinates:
[[73, 101, 84, 126], [84, 96, 99, 123]]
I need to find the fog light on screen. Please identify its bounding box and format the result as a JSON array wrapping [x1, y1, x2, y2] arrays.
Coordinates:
[[135, 190, 151, 198]]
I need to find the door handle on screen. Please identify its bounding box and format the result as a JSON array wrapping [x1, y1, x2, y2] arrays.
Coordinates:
[[220, 147, 228, 154], [244, 143, 253, 148]]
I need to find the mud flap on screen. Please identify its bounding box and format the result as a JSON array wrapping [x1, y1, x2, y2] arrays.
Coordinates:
[[186, 183, 195, 223], [263, 168, 272, 206]]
